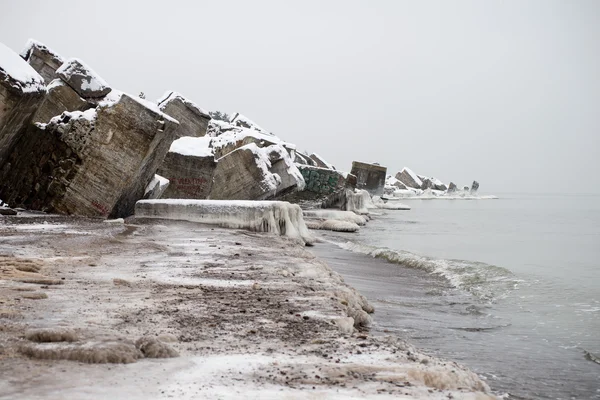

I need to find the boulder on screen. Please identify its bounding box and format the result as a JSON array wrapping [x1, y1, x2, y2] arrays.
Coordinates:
[[350, 161, 387, 196], [470, 180, 480, 194], [157, 137, 216, 199], [210, 143, 303, 201], [157, 91, 211, 138], [448, 182, 457, 193], [56, 58, 112, 99], [32, 79, 90, 124], [395, 167, 423, 189], [309, 153, 335, 170], [20, 39, 65, 84], [0, 94, 179, 218], [0, 42, 46, 169]]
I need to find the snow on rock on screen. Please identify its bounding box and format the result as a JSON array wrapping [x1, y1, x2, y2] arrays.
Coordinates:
[[56, 58, 111, 98], [20, 39, 65, 63], [309, 153, 335, 170], [230, 112, 271, 135], [397, 167, 423, 189], [135, 199, 316, 245], [303, 209, 367, 226], [0, 42, 46, 93], [144, 174, 170, 199], [157, 91, 210, 118], [19, 39, 65, 84], [169, 136, 213, 157], [97, 89, 179, 125]]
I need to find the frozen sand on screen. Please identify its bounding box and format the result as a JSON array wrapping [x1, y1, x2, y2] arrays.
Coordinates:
[[0, 214, 495, 399]]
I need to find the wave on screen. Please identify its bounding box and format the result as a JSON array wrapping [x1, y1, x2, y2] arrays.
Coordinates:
[[333, 241, 519, 302]]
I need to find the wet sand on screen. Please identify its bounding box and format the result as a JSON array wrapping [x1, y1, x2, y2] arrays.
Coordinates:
[[0, 214, 494, 399]]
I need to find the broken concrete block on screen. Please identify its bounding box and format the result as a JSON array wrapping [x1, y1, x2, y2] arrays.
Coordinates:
[[143, 175, 170, 200], [309, 153, 335, 170], [293, 151, 317, 167], [298, 165, 347, 195], [448, 182, 457, 193], [210, 143, 304, 201], [56, 58, 111, 99], [157, 91, 211, 138], [0, 42, 46, 169], [350, 161, 387, 196], [32, 79, 90, 124], [395, 167, 423, 189], [135, 199, 315, 245], [229, 112, 271, 134], [470, 180, 480, 194], [20, 39, 65, 84], [0, 94, 179, 218], [157, 137, 216, 199]]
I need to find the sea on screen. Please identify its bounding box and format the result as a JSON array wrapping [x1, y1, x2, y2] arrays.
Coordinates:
[[311, 193, 600, 399]]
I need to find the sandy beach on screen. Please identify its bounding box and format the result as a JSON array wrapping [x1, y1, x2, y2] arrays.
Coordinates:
[[0, 214, 496, 399]]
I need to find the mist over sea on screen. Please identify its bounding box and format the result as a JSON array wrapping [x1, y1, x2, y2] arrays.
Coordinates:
[[313, 193, 600, 399]]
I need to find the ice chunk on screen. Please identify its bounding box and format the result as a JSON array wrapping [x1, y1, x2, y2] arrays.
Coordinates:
[[303, 209, 367, 226], [346, 189, 374, 214], [135, 199, 315, 245]]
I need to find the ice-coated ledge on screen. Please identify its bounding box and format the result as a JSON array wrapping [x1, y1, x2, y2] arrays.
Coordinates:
[[135, 199, 315, 245]]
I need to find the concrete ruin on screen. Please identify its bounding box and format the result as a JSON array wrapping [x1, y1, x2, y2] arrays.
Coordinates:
[[350, 161, 387, 196], [0, 94, 179, 218], [448, 182, 458, 193], [20, 39, 65, 84], [470, 180, 480, 194], [0, 42, 47, 169], [395, 168, 422, 189], [157, 137, 216, 199], [56, 58, 112, 99], [210, 143, 304, 201], [158, 91, 211, 138], [32, 79, 90, 124]]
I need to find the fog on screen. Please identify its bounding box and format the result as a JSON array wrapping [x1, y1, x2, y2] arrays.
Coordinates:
[[1, 0, 598, 193]]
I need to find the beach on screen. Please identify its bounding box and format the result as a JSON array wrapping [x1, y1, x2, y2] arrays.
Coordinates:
[[0, 213, 494, 399]]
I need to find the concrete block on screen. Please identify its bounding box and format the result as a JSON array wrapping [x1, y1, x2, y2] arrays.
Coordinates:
[[350, 161, 387, 196]]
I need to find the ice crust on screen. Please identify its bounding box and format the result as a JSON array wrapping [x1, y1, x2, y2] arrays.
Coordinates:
[[135, 199, 315, 245], [169, 136, 213, 157], [303, 210, 367, 226], [346, 190, 374, 214], [0, 42, 46, 93]]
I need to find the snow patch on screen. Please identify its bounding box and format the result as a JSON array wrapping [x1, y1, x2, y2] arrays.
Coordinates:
[[0, 42, 46, 93], [169, 137, 213, 158]]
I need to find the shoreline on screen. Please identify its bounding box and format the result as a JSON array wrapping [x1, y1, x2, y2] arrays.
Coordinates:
[[0, 214, 495, 399]]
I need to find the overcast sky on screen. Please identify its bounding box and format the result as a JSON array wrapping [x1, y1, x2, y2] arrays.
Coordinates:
[[1, 0, 599, 193]]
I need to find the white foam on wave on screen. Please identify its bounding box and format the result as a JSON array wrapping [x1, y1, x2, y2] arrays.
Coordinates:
[[333, 240, 518, 302]]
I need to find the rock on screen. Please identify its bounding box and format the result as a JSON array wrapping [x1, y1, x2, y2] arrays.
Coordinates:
[[420, 177, 434, 190], [350, 161, 387, 196], [0, 207, 17, 215], [157, 137, 216, 199], [470, 180, 480, 194], [0, 42, 46, 168], [32, 79, 91, 124], [20, 39, 65, 84], [56, 58, 112, 99], [0, 94, 179, 218], [309, 153, 335, 170], [157, 91, 211, 138], [463, 186, 470, 191], [209, 143, 303, 201], [395, 167, 423, 189], [293, 151, 317, 167], [448, 182, 457, 193]]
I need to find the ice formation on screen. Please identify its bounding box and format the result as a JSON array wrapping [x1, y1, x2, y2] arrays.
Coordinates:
[[372, 196, 411, 210], [169, 136, 213, 157], [345, 189, 374, 214], [0, 42, 46, 93], [135, 200, 315, 245], [303, 209, 368, 226]]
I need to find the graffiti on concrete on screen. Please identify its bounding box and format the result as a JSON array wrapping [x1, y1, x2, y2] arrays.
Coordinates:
[[168, 177, 209, 197], [300, 167, 341, 194]]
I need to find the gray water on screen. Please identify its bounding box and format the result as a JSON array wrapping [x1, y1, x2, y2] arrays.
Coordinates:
[[311, 194, 600, 399]]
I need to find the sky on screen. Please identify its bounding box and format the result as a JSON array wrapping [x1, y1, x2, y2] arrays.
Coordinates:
[[1, 0, 599, 193]]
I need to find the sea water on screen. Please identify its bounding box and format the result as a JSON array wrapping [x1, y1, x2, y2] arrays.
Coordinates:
[[312, 193, 600, 399]]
